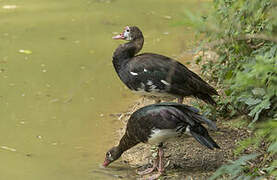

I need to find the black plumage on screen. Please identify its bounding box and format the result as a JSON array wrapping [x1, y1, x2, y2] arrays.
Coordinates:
[[103, 102, 220, 177], [112, 26, 218, 105]]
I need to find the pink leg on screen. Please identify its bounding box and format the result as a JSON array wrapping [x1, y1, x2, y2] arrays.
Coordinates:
[[158, 147, 164, 173], [137, 158, 158, 175], [147, 146, 164, 179], [178, 97, 183, 104]]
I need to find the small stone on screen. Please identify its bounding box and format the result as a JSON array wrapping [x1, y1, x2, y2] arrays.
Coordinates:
[[19, 49, 32, 55], [2, 5, 17, 9], [49, 98, 59, 103], [163, 15, 172, 20], [59, 37, 67, 40]]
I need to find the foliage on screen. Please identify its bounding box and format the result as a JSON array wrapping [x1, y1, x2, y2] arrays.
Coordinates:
[[197, 0, 277, 124], [209, 120, 277, 179], [209, 153, 259, 180], [184, 0, 277, 179]]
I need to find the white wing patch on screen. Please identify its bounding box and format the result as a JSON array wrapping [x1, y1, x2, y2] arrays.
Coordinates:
[[149, 84, 159, 92], [146, 80, 153, 86], [185, 126, 191, 136], [130, 71, 138, 76], [161, 80, 170, 86]]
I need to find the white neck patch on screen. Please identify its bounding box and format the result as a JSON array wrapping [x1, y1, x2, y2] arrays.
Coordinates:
[[123, 26, 132, 41]]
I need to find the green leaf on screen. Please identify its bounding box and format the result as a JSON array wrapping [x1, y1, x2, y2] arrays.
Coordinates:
[[252, 88, 265, 96], [268, 141, 277, 153], [248, 99, 271, 122], [225, 89, 232, 96], [209, 154, 259, 180], [262, 166, 277, 174], [245, 98, 262, 106], [225, 70, 233, 80]]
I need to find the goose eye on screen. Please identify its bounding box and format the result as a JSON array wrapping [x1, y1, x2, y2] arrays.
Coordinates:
[[107, 152, 112, 158]]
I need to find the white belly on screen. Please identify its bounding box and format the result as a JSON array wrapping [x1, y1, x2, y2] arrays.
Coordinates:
[[147, 129, 178, 145]]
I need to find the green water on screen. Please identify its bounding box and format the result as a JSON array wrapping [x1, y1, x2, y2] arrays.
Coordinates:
[[0, 0, 210, 179]]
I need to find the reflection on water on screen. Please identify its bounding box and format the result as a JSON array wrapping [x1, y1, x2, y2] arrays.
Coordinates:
[[0, 0, 210, 179]]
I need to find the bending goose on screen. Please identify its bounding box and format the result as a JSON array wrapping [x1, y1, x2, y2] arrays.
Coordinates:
[[112, 26, 218, 105], [103, 102, 220, 178]]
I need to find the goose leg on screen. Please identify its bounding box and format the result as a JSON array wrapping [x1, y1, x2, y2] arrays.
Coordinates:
[[147, 146, 164, 179], [158, 146, 164, 173], [137, 143, 165, 178], [137, 158, 158, 175]]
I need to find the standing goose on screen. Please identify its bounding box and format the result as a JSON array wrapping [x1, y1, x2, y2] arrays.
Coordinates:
[[112, 26, 218, 105], [103, 102, 220, 178]]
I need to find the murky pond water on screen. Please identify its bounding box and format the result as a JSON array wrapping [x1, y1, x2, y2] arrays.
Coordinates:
[[0, 0, 210, 179]]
